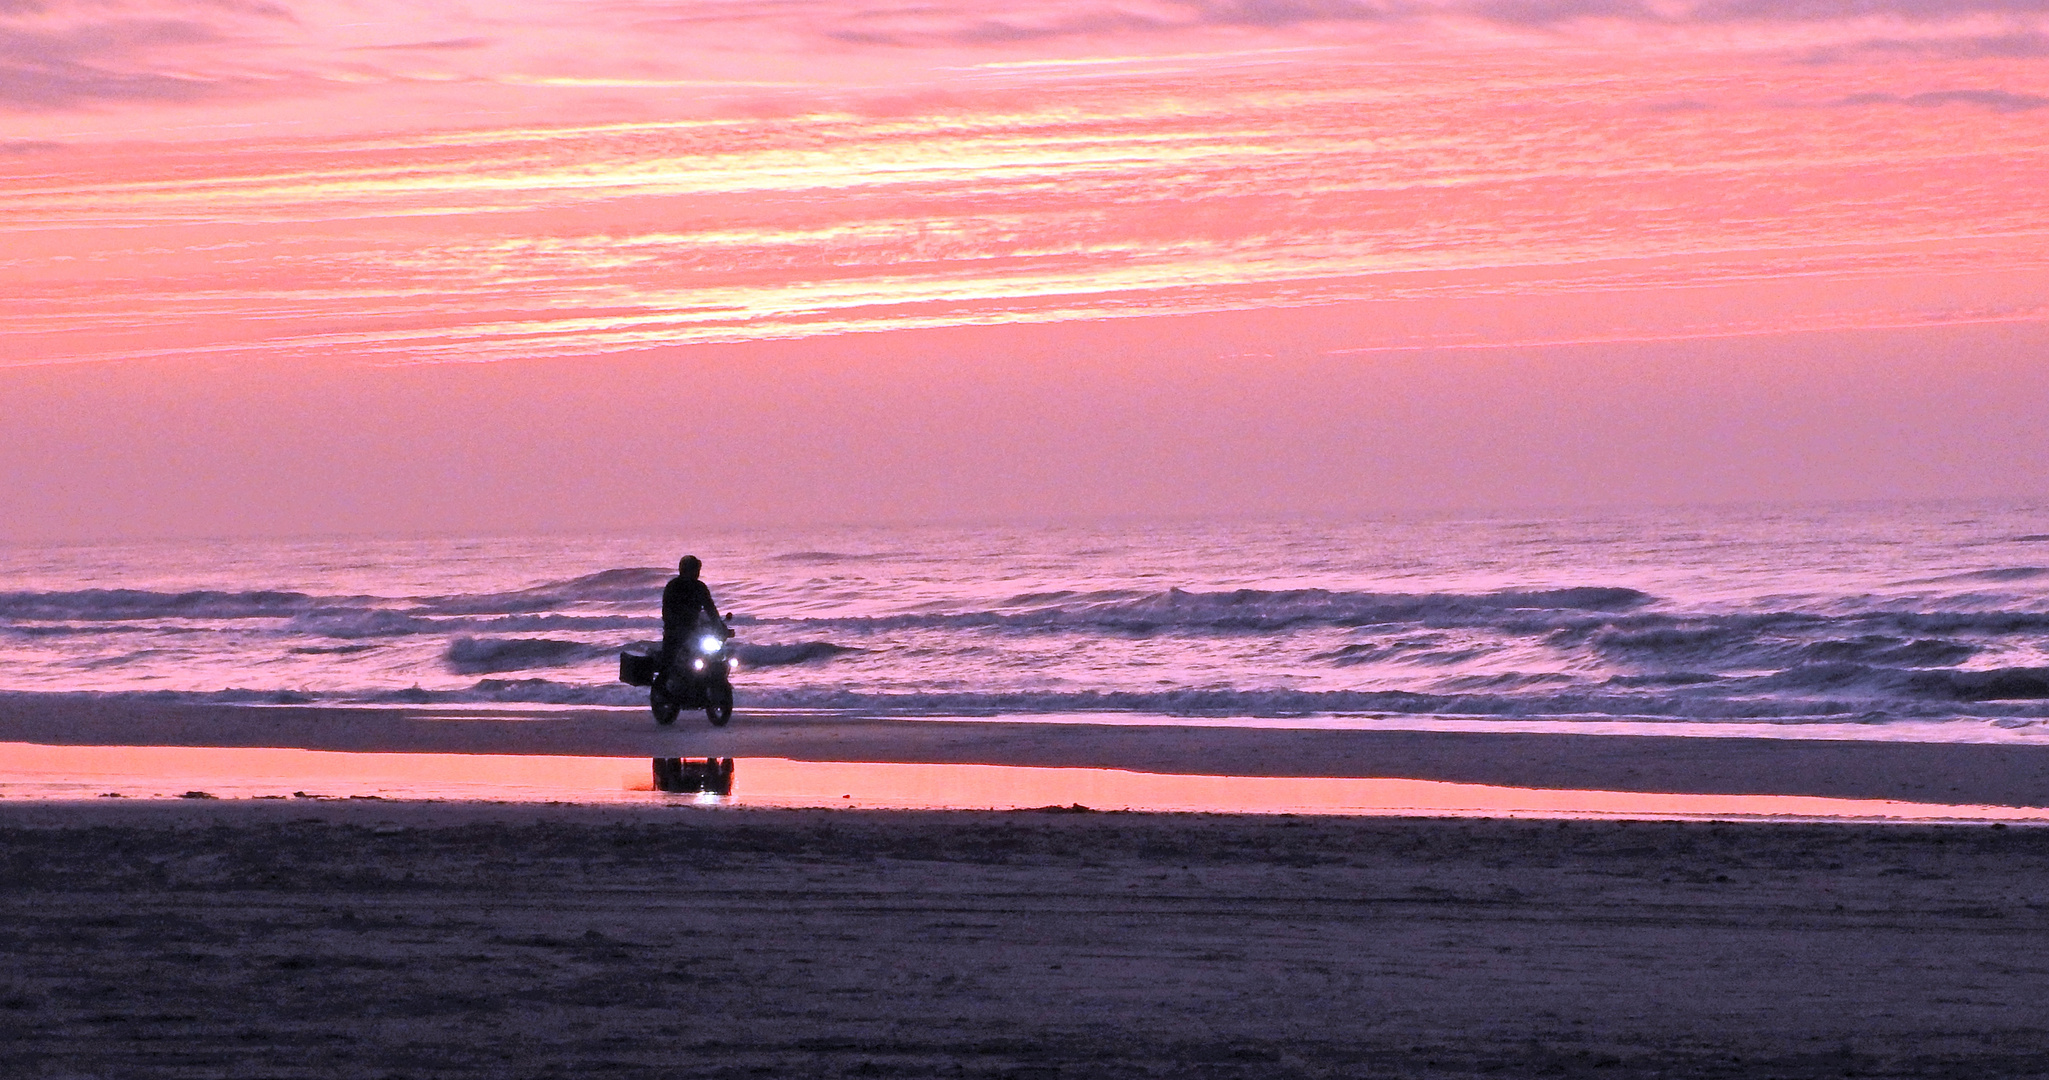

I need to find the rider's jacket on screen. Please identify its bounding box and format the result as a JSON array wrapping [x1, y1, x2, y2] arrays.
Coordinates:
[[662, 576, 719, 647]]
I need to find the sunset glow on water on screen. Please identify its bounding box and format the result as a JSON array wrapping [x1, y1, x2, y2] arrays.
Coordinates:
[[5, 743, 2046, 823]]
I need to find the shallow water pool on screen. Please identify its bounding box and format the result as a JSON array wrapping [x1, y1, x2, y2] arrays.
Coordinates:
[[4, 742, 2047, 823]]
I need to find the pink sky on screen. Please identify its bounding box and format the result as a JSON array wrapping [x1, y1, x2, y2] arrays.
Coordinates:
[[4, 0, 2047, 540]]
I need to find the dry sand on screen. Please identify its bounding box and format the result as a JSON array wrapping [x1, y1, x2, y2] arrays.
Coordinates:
[[5, 800, 2049, 1079]]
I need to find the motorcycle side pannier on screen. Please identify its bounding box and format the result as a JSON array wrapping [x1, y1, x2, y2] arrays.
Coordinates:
[[619, 643, 660, 687]]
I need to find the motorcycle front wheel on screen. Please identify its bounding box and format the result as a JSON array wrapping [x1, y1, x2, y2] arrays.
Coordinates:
[[706, 682, 733, 727], [650, 683, 681, 726]]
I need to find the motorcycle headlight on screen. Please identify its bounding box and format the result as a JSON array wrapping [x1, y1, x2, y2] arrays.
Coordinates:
[[698, 634, 724, 655]]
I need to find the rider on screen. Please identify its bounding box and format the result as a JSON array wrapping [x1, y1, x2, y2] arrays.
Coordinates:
[[661, 555, 724, 664]]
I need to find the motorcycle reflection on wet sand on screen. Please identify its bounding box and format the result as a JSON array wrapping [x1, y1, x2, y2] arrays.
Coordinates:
[[652, 757, 735, 795]]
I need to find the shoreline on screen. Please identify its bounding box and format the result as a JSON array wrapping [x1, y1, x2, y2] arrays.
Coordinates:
[[8, 692, 2049, 807]]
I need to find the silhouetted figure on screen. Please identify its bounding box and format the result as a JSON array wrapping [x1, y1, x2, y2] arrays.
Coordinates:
[[662, 555, 723, 661], [645, 555, 737, 726]]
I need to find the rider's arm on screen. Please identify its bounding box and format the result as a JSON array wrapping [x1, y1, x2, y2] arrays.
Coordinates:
[[700, 584, 727, 633]]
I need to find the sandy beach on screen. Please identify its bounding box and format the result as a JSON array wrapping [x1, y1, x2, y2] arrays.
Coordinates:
[[4, 799, 2048, 1079], [9, 693, 2049, 807], [7, 696, 2049, 1075]]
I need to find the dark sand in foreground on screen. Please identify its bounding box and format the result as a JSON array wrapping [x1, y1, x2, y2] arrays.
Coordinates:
[[5, 801, 2049, 1079]]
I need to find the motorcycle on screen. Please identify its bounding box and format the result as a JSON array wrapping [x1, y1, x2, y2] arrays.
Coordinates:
[[619, 625, 734, 727]]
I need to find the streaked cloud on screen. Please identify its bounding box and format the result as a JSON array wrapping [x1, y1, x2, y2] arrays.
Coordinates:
[[730, 0, 2049, 46], [0, 0, 298, 109], [1799, 31, 2049, 62], [351, 37, 492, 52], [6, 0, 2047, 122], [0, 19, 219, 108], [6, 40, 2045, 368], [1836, 86, 2048, 108], [1, 0, 2044, 370]]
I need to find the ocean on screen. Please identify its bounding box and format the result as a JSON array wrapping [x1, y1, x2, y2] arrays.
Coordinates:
[[5, 500, 2049, 742]]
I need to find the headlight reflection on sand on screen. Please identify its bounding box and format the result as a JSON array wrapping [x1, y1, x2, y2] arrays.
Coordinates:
[[4, 743, 2048, 824]]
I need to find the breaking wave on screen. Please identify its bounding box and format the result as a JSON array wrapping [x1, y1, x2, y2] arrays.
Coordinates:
[[18, 580, 2049, 646], [287, 610, 439, 639], [0, 587, 659, 637], [1909, 567, 2049, 584], [438, 635, 859, 675], [416, 567, 671, 615], [791, 586, 1658, 634], [1541, 612, 2049, 674], [767, 550, 915, 564], [0, 567, 674, 626], [734, 641, 860, 667], [444, 636, 611, 675], [0, 582, 1659, 637], [1752, 663, 2049, 701], [0, 589, 355, 621]]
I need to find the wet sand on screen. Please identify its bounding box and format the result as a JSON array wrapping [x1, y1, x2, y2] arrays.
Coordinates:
[[8, 692, 2049, 806], [4, 800, 2049, 1079]]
